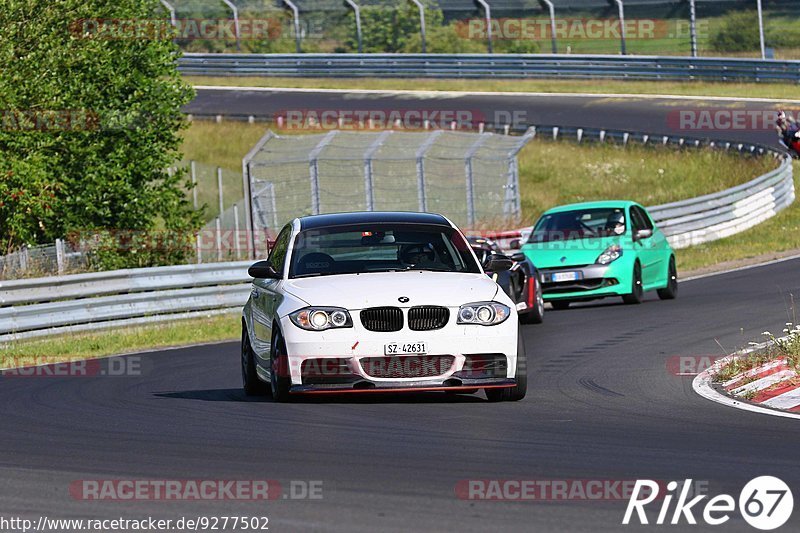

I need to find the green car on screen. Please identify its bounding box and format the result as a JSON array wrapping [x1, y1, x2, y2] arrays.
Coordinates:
[[520, 201, 677, 309]]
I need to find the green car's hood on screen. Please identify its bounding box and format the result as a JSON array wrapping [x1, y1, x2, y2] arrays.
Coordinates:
[[521, 235, 622, 268]]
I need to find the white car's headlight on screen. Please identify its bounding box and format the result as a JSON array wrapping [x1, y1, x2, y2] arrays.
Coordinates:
[[457, 302, 510, 326], [290, 307, 353, 331], [596, 245, 623, 265]]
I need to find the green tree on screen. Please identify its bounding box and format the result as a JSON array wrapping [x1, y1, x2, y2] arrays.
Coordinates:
[[710, 10, 760, 53], [347, 3, 445, 53], [0, 0, 199, 266]]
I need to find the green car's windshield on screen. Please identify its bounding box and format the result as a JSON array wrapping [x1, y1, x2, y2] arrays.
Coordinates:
[[530, 208, 627, 243], [288, 223, 481, 278]]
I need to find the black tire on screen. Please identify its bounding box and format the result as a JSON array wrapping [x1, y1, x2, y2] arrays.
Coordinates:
[[485, 335, 527, 402], [622, 261, 644, 305], [241, 324, 268, 396], [551, 300, 571, 311], [657, 256, 678, 300], [270, 330, 292, 402], [519, 277, 544, 324]]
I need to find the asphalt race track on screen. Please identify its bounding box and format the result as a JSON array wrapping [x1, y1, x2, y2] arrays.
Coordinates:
[[3, 259, 800, 532], [186, 87, 791, 148]]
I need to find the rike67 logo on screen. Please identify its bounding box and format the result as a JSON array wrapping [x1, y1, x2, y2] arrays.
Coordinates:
[[623, 477, 793, 530]]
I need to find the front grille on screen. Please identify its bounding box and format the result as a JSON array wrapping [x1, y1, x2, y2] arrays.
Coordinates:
[[360, 355, 455, 378], [543, 278, 616, 294], [360, 306, 403, 332], [408, 306, 449, 331]]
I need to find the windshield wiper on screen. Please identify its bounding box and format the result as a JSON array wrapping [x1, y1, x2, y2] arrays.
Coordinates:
[[291, 272, 345, 279]]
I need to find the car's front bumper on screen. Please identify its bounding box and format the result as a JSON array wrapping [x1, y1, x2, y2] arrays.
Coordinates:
[[539, 259, 632, 301], [274, 311, 519, 391]]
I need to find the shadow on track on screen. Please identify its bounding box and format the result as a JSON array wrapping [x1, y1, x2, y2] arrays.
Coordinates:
[[155, 389, 487, 404]]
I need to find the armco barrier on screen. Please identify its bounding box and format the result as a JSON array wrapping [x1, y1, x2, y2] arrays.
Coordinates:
[[0, 129, 794, 342], [178, 53, 800, 83], [0, 262, 252, 342]]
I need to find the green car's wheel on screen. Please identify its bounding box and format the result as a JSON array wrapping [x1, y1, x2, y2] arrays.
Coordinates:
[[270, 331, 292, 402], [241, 325, 268, 396], [657, 256, 678, 300], [622, 261, 644, 304], [551, 300, 570, 310]]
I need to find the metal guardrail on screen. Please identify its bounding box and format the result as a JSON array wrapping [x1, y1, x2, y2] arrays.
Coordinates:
[[0, 262, 252, 342], [178, 53, 800, 83], [1, 126, 794, 342]]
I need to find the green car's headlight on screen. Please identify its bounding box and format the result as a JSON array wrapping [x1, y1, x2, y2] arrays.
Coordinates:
[[596, 245, 623, 265], [290, 307, 353, 331], [458, 302, 511, 326]]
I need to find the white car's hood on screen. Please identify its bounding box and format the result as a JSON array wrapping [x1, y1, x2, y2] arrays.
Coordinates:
[[282, 271, 498, 310]]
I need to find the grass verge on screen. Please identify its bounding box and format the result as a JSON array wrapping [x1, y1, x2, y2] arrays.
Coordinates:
[[0, 314, 240, 368], [186, 76, 800, 101]]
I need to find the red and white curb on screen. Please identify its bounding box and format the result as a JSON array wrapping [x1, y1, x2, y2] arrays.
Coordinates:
[[693, 341, 800, 420]]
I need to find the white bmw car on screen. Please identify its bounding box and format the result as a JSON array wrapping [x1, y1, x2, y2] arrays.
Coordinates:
[[241, 212, 526, 402]]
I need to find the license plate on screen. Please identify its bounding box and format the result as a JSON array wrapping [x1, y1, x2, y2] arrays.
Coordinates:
[[552, 271, 580, 282], [385, 342, 427, 355]]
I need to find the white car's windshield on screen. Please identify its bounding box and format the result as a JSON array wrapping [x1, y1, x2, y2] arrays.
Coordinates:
[[289, 223, 481, 278], [530, 208, 627, 243]]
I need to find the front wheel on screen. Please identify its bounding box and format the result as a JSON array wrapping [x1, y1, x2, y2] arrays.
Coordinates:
[[270, 331, 292, 402], [242, 325, 268, 396], [657, 256, 678, 300], [485, 335, 527, 402], [622, 261, 644, 305]]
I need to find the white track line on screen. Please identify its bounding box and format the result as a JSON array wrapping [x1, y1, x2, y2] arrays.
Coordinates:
[[192, 85, 800, 104]]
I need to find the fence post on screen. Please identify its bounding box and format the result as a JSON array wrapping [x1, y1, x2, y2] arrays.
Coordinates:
[[465, 135, 489, 228], [409, 0, 426, 53], [308, 130, 339, 215], [363, 131, 392, 211], [345, 0, 363, 53], [159, 0, 177, 26], [215, 217, 223, 262], [20, 245, 29, 273], [540, 0, 557, 54], [221, 0, 241, 51], [614, 0, 627, 55], [233, 203, 241, 259], [55, 238, 65, 275], [190, 160, 198, 210], [688, 0, 698, 57], [415, 130, 443, 212], [476, 0, 493, 54], [282, 0, 302, 53], [217, 167, 224, 219], [756, 0, 766, 59], [242, 130, 275, 259]]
